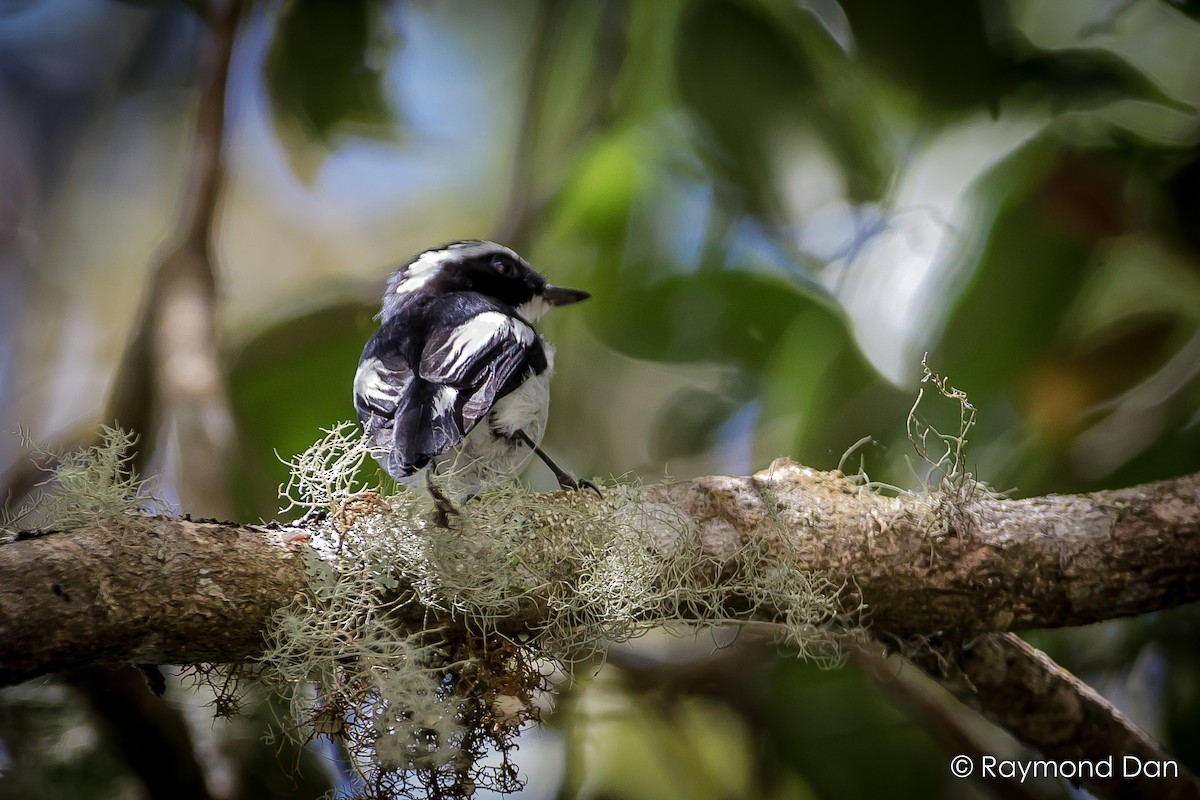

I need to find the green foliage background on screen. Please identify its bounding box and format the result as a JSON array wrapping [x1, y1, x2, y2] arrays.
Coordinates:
[[2, 0, 1200, 797]]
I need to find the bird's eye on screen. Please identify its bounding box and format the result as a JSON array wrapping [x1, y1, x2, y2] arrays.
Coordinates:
[[492, 256, 517, 278]]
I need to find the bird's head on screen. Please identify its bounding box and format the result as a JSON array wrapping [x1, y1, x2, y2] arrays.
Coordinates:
[[381, 240, 589, 321]]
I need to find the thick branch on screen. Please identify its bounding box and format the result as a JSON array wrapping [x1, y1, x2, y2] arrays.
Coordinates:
[[4, 463, 1199, 798], [652, 462, 1200, 634], [2, 462, 1197, 680], [0, 519, 306, 686]]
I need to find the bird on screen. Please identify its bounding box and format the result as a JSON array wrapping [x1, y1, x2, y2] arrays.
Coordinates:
[[353, 240, 596, 505]]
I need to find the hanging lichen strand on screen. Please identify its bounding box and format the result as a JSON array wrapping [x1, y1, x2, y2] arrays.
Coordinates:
[[256, 423, 856, 799]]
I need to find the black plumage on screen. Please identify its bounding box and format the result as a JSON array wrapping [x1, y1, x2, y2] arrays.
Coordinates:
[[353, 240, 591, 496]]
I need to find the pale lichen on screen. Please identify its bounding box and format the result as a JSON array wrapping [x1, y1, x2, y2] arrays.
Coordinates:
[[904, 356, 1005, 537], [256, 423, 856, 798], [2, 426, 163, 539]]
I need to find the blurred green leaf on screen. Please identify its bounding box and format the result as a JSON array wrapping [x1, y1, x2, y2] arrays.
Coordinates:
[[1063, 251, 1200, 490], [765, 659, 953, 798], [932, 139, 1200, 492], [106, 0, 186, 8], [1003, 48, 1195, 113], [935, 143, 1123, 399], [551, 129, 643, 241], [558, 679, 774, 799], [521, 1, 630, 179], [676, 0, 888, 212], [675, 0, 815, 222], [1079, 0, 1200, 37], [228, 302, 377, 520], [265, 0, 394, 179], [840, 0, 1193, 116], [590, 270, 836, 371], [838, 0, 1000, 111], [1167, 146, 1200, 258], [588, 268, 905, 468], [758, 303, 908, 468]]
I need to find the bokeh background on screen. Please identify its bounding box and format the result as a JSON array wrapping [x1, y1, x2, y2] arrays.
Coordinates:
[[2, 0, 1200, 797]]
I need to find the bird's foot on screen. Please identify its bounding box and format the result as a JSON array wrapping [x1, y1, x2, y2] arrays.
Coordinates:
[[426, 473, 461, 528], [556, 473, 603, 497], [514, 429, 602, 497]]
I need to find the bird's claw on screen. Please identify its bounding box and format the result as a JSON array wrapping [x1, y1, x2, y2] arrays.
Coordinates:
[[426, 474, 461, 528], [558, 474, 602, 497]]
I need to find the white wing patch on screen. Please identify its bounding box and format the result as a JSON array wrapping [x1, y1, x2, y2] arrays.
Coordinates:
[[428, 312, 534, 382], [354, 356, 410, 410], [432, 385, 457, 417]]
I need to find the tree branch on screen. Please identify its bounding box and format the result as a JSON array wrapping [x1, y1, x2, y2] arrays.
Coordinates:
[[2, 461, 1198, 798], [2, 462, 1197, 678], [0, 517, 304, 686], [649, 462, 1200, 634]]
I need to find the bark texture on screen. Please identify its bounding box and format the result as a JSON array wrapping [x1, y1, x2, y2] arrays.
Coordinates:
[[2, 461, 1198, 679], [4, 462, 1199, 799], [655, 461, 1200, 634], [0, 519, 306, 686]]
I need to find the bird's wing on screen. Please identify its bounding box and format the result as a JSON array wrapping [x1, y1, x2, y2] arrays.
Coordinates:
[[354, 334, 425, 474], [419, 295, 546, 434], [354, 349, 412, 419], [355, 327, 463, 477], [354, 295, 546, 479]]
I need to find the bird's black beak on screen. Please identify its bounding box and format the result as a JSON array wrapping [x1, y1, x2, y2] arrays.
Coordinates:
[[542, 285, 591, 307]]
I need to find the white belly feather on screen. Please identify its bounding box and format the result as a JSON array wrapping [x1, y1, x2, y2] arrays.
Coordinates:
[[404, 343, 555, 498]]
